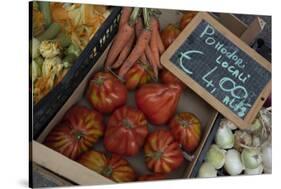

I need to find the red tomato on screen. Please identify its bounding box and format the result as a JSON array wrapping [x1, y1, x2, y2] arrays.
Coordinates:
[[144, 130, 184, 173], [160, 24, 181, 49], [86, 71, 128, 113], [124, 61, 154, 90], [179, 12, 197, 30], [169, 112, 201, 153], [135, 83, 182, 125], [138, 173, 166, 181], [104, 106, 149, 156], [44, 106, 104, 160], [160, 69, 186, 90], [78, 151, 136, 182]]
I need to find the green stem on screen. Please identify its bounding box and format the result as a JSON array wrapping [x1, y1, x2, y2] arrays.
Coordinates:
[[74, 131, 84, 140], [143, 8, 151, 30], [101, 166, 113, 177], [129, 7, 140, 26]]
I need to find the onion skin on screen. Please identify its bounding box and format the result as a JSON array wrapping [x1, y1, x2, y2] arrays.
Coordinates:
[[205, 144, 226, 169], [241, 148, 263, 169], [198, 162, 217, 178], [233, 130, 252, 152], [262, 144, 272, 173], [245, 164, 264, 175], [224, 149, 244, 176], [215, 125, 234, 149]]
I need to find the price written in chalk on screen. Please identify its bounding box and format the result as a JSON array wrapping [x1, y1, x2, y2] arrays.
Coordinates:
[[179, 49, 251, 117], [168, 19, 271, 119]]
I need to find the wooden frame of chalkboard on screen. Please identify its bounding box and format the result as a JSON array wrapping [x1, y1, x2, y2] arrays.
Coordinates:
[[161, 12, 271, 129]]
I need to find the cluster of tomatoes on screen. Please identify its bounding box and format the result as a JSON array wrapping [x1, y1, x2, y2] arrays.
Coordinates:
[[43, 11, 201, 183]]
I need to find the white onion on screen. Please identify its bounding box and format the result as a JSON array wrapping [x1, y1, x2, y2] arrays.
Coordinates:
[[241, 148, 263, 169], [245, 164, 264, 175], [224, 149, 244, 176], [220, 118, 237, 130], [261, 144, 272, 173], [205, 144, 226, 169], [198, 162, 217, 178], [215, 124, 234, 149], [247, 118, 262, 134]]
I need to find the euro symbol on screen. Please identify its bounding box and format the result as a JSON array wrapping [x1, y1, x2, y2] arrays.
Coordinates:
[[179, 50, 204, 75]]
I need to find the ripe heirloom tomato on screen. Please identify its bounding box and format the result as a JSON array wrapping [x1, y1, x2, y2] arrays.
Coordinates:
[[44, 106, 104, 160], [160, 69, 186, 90], [124, 61, 154, 90], [78, 151, 136, 182], [86, 71, 128, 113], [160, 24, 181, 49], [169, 112, 201, 153], [135, 83, 182, 125], [104, 106, 149, 156], [138, 173, 166, 181], [179, 11, 197, 30], [144, 130, 184, 173]]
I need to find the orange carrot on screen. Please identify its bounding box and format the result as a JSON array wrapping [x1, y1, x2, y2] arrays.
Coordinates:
[[119, 7, 132, 27], [156, 29, 165, 54], [105, 24, 134, 68], [105, 8, 139, 69], [135, 17, 143, 37], [119, 29, 151, 77], [135, 17, 148, 64], [150, 16, 162, 69], [145, 45, 158, 79], [111, 32, 136, 69]]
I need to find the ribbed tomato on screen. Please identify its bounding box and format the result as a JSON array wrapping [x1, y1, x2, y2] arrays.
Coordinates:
[[135, 83, 182, 125], [160, 69, 186, 90], [138, 173, 166, 181], [160, 24, 181, 49], [169, 112, 201, 153], [144, 130, 184, 173], [78, 151, 136, 182], [124, 61, 154, 90], [44, 106, 104, 160], [86, 71, 128, 113], [179, 11, 197, 30], [104, 106, 149, 156]]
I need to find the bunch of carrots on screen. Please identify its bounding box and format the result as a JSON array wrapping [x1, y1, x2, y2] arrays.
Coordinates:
[[105, 7, 165, 80]]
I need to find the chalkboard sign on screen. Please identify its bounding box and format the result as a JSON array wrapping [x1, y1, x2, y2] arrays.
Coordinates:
[[161, 13, 271, 128]]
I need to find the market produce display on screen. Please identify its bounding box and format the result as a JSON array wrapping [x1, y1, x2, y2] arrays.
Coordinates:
[[144, 130, 184, 173], [78, 151, 136, 182], [197, 107, 272, 177], [36, 5, 271, 185], [44, 105, 104, 160], [86, 71, 128, 113], [31, 2, 109, 103], [104, 106, 149, 156]]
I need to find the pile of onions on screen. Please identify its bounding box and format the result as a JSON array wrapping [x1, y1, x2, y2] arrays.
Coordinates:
[[197, 107, 271, 177]]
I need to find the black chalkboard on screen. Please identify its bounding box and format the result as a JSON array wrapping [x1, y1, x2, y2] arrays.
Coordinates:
[[169, 20, 271, 119]]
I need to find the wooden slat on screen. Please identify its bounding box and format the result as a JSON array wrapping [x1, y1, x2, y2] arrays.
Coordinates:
[[32, 163, 73, 187], [32, 141, 114, 185]]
